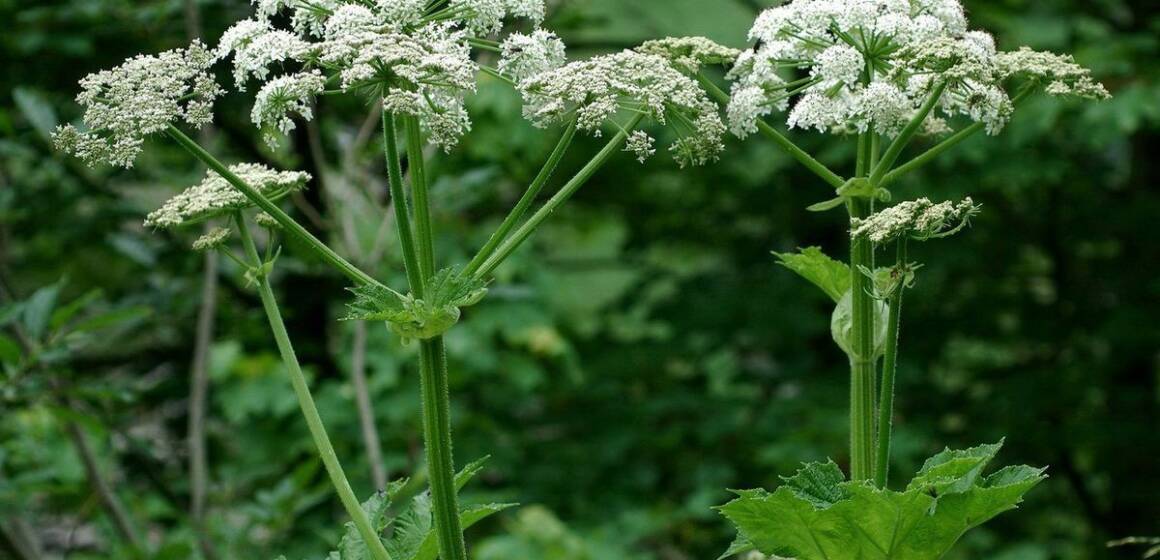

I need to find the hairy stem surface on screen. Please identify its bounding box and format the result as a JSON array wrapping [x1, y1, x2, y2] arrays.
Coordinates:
[[237, 216, 392, 560], [418, 337, 466, 560], [848, 134, 877, 481], [386, 111, 467, 560], [874, 238, 907, 488]]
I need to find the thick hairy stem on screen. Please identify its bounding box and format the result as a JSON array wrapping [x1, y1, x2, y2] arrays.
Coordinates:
[[188, 246, 218, 553], [381, 112, 425, 295], [418, 337, 466, 560], [403, 116, 435, 281], [237, 217, 392, 560], [874, 238, 907, 488], [165, 126, 382, 289], [697, 73, 845, 189], [847, 184, 877, 480], [462, 121, 577, 278], [475, 113, 646, 279], [65, 419, 143, 550]]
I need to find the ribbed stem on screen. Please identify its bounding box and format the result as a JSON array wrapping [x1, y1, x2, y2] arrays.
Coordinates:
[[462, 121, 577, 278], [475, 114, 646, 279], [418, 336, 466, 560], [403, 116, 436, 281], [875, 238, 908, 488], [236, 216, 392, 560], [848, 165, 877, 482], [381, 111, 424, 295]]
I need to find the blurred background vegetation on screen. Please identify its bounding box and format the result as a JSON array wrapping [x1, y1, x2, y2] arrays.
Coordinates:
[[1, 0, 1157, 558]]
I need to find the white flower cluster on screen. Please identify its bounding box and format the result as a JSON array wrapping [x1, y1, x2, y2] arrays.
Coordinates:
[[449, 0, 545, 35], [518, 50, 726, 167], [144, 163, 311, 228], [215, 18, 311, 90], [53, 41, 223, 168], [228, 0, 551, 151], [192, 227, 232, 252], [251, 71, 327, 150], [849, 196, 979, 244], [499, 29, 567, 83], [727, 0, 1107, 139], [635, 36, 742, 74]]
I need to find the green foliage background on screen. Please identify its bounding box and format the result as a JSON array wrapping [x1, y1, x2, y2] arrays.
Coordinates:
[[1, 0, 1157, 558]]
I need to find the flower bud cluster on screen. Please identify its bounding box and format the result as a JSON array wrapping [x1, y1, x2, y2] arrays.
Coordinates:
[[850, 197, 979, 244]]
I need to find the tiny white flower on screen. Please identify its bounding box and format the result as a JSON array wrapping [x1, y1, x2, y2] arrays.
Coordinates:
[[636, 36, 742, 74], [499, 29, 567, 83], [145, 163, 311, 229], [251, 70, 326, 149], [813, 45, 864, 86], [624, 130, 656, 163], [216, 19, 311, 90]]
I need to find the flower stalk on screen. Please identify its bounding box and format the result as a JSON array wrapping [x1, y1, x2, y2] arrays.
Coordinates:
[[874, 237, 908, 488], [235, 214, 393, 560]]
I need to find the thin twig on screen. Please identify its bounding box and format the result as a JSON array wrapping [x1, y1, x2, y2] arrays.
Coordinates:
[[188, 247, 219, 559], [64, 417, 144, 551]]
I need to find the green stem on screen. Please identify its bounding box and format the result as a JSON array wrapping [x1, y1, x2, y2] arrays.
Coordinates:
[[696, 73, 845, 189], [392, 115, 466, 560], [165, 126, 381, 288], [403, 116, 436, 281], [880, 86, 1036, 187], [474, 113, 646, 279], [418, 336, 466, 560], [462, 121, 577, 278], [868, 81, 948, 186], [235, 215, 392, 560], [874, 238, 907, 488], [381, 111, 425, 296], [847, 197, 877, 482]]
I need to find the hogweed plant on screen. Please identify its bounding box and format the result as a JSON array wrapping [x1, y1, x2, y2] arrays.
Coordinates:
[[53, 0, 727, 558], [640, 0, 1107, 558]]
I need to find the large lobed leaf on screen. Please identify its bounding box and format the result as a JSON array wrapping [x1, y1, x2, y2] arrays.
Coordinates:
[[719, 441, 1046, 560]]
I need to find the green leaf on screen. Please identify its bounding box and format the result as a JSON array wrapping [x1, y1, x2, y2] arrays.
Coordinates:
[[0, 334, 22, 366], [22, 281, 62, 340], [719, 441, 1047, 560], [13, 87, 58, 141], [326, 457, 513, 560], [774, 247, 850, 303], [779, 460, 849, 508], [342, 269, 488, 342]]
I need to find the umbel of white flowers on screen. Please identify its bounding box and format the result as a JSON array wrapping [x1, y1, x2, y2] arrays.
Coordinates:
[[850, 196, 980, 244], [53, 41, 223, 168], [143, 163, 311, 229], [726, 0, 1109, 139], [519, 50, 727, 167], [55, 0, 731, 170]]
